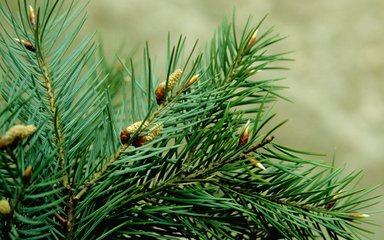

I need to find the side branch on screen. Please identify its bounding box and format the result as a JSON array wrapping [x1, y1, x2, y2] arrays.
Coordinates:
[[75, 146, 126, 200], [185, 136, 274, 180]]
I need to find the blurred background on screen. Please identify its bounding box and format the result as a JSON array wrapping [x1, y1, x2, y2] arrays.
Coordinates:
[[83, 0, 384, 237]]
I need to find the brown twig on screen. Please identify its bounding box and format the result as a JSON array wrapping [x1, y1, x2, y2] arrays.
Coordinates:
[[66, 195, 76, 240], [54, 212, 67, 226], [245, 135, 275, 154]]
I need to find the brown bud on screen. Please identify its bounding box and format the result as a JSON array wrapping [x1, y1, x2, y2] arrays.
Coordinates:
[[246, 29, 258, 49], [186, 74, 199, 88], [120, 129, 131, 144], [155, 82, 166, 105], [130, 136, 150, 147], [29, 5, 36, 28], [325, 201, 336, 210], [132, 123, 163, 147], [115, 63, 123, 71], [23, 165, 33, 183], [14, 38, 36, 52], [132, 136, 145, 147], [155, 69, 182, 105], [0, 199, 11, 216], [239, 120, 250, 147], [249, 158, 266, 170], [325, 193, 340, 210], [120, 121, 149, 144]]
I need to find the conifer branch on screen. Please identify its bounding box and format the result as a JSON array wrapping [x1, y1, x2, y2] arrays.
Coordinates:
[[0, 1, 381, 239], [76, 69, 197, 201]]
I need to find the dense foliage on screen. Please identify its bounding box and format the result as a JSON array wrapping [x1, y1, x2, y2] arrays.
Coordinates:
[[0, 1, 380, 239]]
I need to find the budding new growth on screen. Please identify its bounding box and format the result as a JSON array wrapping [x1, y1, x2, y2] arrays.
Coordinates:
[[0, 124, 37, 150], [120, 121, 149, 144], [239, 120, 251, 147], [325, 193, 340, 210], [348, 213, 370, 219], [24, 165, 33, 183], [167, 69, 182, 89], [14, 38, 36, 52], [155, 82, 166, 105], [29, 5, 36, 28], [348, 212, 371, 219], [246, 29, 258, 49], [155, 69, 182, 104], [0, 199, 11, 216], [249, 158, 266, 171], [186, 74, 199, 88], [133, 123, 163, 147]]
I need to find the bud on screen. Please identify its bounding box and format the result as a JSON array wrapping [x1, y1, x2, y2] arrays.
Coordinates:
[[239, 120, 250, 147], [120, 121, 149, 144], [186, 74, 199, 88], [120, 129, 131, 145], [249, 158, 266, 170], [115, 63, 123, 71], [0, 199, 11, 216], [325, 201, 336, 210], [29, 5, 36, 28], [348, 213, 370, 219], [167, 69, 182, 89], [246, 69, 262, 76], [125, 121, 149, 134], [133, 123, 163, 147], [0, 124, 37, 150], [6, 125, 36, 139], [155, 69, 182, 104], [325, 193, 340, 210], [155, 82, 166, 105], [246, 29, 258, 49], [14, 38, 36, 52], [23, 165, 33, 183]]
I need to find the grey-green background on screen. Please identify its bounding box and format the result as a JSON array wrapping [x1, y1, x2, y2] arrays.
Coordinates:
[[84, 0, 383, 237]]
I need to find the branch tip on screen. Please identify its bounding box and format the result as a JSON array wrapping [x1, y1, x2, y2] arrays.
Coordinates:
[[14, 38, 36, 52], [239, 120, 251, 147], [186, 74, 199, 88], [29, 5, 36, 28], [247, 29, 258, 48]]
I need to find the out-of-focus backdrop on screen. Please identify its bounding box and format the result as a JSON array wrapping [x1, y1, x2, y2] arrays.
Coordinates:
[[86, 0, 382, 237]]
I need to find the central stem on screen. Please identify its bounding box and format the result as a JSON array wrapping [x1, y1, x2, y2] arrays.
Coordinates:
[[38, 57, 73, 236], [40, 63, 68, 188]]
